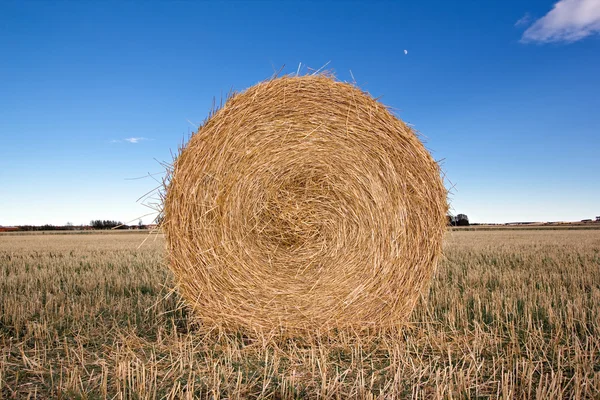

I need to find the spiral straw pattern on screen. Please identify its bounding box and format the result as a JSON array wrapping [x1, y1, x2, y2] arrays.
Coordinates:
[[163, 75, 447, 335]]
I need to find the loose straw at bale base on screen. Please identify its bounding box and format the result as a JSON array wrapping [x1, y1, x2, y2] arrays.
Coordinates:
[[163, 74, 448, 336]]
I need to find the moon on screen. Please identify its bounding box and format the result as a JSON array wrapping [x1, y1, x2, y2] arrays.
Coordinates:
[[404, 49, 408, 55]]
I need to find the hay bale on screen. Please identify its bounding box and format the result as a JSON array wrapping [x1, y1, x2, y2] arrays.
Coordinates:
[[163, 75, 447, 335]]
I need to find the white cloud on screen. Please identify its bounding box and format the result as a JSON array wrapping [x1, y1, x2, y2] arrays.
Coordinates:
[[521, 0, 600, 43], [124, 137, 148, 144]]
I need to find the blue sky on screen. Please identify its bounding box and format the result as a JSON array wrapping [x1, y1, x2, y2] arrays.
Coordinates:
[[1, 0, 599, 225]]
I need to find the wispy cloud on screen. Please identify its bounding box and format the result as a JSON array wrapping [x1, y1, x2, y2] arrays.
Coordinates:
[[110, 137, 151, 144], [515, 13, 531, 27], [521, 0, 600, 43], [124, 137, 148, 144]]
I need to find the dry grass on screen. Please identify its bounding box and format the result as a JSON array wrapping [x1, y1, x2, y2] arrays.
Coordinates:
[[1, 230, 599, 398], [164, 75, 447, 335]]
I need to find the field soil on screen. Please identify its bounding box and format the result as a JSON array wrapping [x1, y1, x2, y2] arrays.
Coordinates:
[[1, 230, 599, 398]]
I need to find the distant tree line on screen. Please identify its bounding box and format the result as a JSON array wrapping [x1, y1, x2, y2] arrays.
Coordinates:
[[90, 220, 149, 229], [447, 214, 469, 226], [11, 220, 148, 231], [16, 224, 79, 232], [90, 220, 126, 230]]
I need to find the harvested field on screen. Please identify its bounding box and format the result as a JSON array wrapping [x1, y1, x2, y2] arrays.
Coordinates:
[[1, 230, 599, 398]]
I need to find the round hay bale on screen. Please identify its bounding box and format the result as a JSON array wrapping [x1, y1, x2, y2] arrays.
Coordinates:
[[163, 75, 447, 335]]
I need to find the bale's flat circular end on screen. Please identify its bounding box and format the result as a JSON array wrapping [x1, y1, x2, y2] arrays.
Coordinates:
[[164, 75, 447, 334]]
